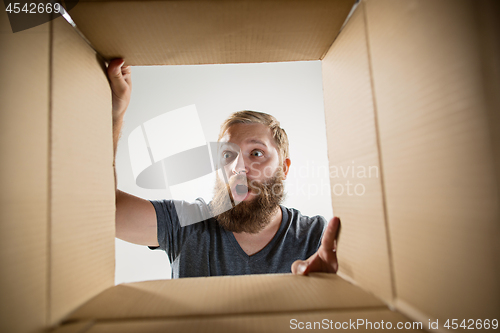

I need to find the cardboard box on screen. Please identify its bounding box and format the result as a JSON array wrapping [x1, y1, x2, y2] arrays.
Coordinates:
[[1, 0, 498, 332]]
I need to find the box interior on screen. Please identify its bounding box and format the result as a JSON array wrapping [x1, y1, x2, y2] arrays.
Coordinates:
[[1, 0, 499, 332]]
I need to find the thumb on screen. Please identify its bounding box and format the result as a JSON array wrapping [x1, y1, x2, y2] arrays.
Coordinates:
[[291, 259, 309, 275]]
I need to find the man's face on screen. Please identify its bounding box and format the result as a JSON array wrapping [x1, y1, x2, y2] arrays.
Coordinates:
[[210, 123, 290, 233], [218, 123, 285, 202]]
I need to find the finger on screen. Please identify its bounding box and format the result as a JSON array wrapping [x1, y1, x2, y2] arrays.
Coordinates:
[[321, 217, 340, 252], [291, 259, 309, 275], [121, 66, 132, 79], [312, 217, 340, 273], [121, 65, 131, 75], [107, 58, 125, 80], [318, 246, 338, 273], [291, 218, 341, 276], [306, 248, 337, 274], [119, 65, 132, 87]]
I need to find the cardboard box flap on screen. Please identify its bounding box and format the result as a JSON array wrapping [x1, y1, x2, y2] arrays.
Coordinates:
[[322, 1, 394, 304], [50, 16, 115, 324], [363, 0, 500, 322], [67, 0, 356, 65], [55, 309, 425, 333], [65, 274, 386, 322], [0, 9, 49, 333], [51, 322, 93, 333]]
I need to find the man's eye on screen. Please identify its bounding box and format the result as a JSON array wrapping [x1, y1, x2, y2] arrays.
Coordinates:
[[252, 150, 263, 157], [222, 151, 233, 159]]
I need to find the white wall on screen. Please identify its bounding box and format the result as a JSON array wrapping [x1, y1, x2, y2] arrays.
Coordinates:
[[115, 61, 332, 284]]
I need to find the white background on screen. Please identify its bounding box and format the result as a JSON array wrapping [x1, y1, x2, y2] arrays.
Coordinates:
[[115, 61, 333, 284]]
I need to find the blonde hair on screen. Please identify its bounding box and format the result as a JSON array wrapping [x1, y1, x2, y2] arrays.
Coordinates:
[[218, 110, 289, 162]]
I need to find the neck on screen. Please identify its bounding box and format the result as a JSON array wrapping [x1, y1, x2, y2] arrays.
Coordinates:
[[263, 205, 282, 233]]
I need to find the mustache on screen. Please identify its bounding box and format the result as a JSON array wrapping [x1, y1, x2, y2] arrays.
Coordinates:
[[226, 174, 248, 187], [223, 175, 270, 197]]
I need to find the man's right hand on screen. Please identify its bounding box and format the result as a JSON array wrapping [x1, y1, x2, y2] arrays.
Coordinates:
[[291, 217, 340, 275], [107, 58, 132, 119]]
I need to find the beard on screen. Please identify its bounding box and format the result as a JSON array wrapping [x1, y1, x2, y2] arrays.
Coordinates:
[[209, 169, 286, 234]]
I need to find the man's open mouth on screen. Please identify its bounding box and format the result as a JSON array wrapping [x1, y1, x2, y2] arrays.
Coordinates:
[[235, 184, 248, 195]]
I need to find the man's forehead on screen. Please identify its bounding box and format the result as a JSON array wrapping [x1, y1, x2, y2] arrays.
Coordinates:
[[221, 123, 274, 144]]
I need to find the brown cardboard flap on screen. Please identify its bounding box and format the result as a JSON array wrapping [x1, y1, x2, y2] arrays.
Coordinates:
[[51, 322, 94, 333], [477, 0, 500, 209], [58, 309, 424, 333], [322, 2, 394, 304], [68, 0, 356, 65], [0, 10, 49, 333], [50, 16, 115, 324], [65, 274, 385, 321], [364, 0, 500, 322]]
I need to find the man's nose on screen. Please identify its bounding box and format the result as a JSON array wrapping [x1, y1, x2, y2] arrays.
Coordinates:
[[231, 152, 248, 175]]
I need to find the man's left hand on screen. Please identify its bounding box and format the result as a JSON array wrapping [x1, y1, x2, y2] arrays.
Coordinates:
[[291, 217, 341, 275]]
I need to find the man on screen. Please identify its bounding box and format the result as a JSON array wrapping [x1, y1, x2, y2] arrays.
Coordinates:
[[109, 58, 340, 278]]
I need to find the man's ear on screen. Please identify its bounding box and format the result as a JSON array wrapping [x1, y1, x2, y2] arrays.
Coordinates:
[[282, 158, 291, 179]]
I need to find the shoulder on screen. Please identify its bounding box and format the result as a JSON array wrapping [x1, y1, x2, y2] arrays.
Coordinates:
[[150, 197, 214, 228], [282, 206, 327, 238]]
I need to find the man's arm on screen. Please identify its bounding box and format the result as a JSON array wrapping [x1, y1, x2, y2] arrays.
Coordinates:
[[108, 59, 159, 247]]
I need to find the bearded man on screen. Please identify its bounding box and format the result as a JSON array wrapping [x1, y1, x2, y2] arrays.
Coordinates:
[[110, 59, 341, 278]]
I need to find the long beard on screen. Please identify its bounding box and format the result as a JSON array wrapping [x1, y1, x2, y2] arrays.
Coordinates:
[[210, 170, 286, 234]]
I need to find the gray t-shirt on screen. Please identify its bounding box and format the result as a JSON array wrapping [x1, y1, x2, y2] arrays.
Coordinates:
[[148, 198, 326, 278]]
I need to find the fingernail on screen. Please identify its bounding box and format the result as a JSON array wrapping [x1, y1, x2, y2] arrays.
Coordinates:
[[298, 263, 308, 274]]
